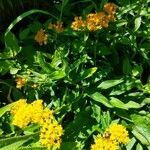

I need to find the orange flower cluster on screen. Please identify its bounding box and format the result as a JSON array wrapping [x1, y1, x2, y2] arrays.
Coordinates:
[[16, 77, 26, 89], [71, 3, 117, 31], [35, 29, 48, 46], [48, 21, 64, 33]]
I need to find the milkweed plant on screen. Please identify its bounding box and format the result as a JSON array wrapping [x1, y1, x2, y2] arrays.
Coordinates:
[[0, 0, 150, 150]]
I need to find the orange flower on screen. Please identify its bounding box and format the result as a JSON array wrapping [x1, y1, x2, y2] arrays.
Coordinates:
[[35, 29, 48, 46], [16, 77, 26, 89], [53, 21, 64, 32], [104, 3, 117, 15], [71, 16, 86, 31], [48, 21, 64, 33]]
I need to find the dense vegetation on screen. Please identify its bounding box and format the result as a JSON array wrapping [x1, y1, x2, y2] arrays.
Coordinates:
[[0, 0, 150, 149]]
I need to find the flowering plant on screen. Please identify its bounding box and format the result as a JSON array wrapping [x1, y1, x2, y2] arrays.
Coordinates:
[[0, 0, 150, 150]]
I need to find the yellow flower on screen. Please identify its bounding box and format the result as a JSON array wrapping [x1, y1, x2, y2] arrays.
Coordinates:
[[10, 99, 27, 115], [31, 100, 44, 124], [12, 104, 32, 128], [91, 134, 119, 150], [71, 16, 86, 31], [16, 77, 26, 89], [35, 29, 48, 46], [104, 3, 117, 15], [106, 123, 129, 144], [40, 121, 63, 149], [40, 108, 54, 125]]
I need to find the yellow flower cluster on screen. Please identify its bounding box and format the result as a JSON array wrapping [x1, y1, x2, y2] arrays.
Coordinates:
[[71, 3, 117, 31], [48, 21, 64, 33], [15, 77, 26, 89], [10, 99, 63, 149], [91, 123, 129, 150], [35, 29, 48, 46], [91, 135, 119, 150], [106, 123, 129, 144]]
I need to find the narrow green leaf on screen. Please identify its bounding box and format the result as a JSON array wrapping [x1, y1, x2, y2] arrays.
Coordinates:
[[126, 137, 136, 150], [136, 143, 143, 150], [123, 57, 132, 75], [110, 97, 128, 110], [89, 92, 113, 108], [98, 79, 123, 89], [0, 103, 14, 118], [5, 9, 58, 36], [134, 17, 142, 31], [80, 67, 97, 80]]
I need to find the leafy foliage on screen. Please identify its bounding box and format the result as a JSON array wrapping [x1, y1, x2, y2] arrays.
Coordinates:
[[0, 0, 150, 149]]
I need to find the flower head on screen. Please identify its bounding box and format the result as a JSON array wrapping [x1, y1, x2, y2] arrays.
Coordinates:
[[10, 99, 27, 115], [91, 134, 119, 150], [40, 121, 63, 149], [12, 104, 32, 128], [35, 29, 48, 45], [106, 123, 129, 144], [31, 100, 44, 124], [48, 21, 64, 33], [16, 77, 26, 89], [104, 3, 117, 15], [71, 16, 86, 31]]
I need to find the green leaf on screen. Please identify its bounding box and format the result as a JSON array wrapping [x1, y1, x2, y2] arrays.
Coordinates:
[[0, 103, 14, 118], [136, 143, 143, 150], [126, 137, 136, 150], [19, 147, 45, 150], [134, 17, 142, 31], [4, 32, 21, 57], [89, 92, 113, 108], [110, 97, 128, 110], [125, 101, 141, 109], [5, 9, 58, 36], [80, 67, 97, 80], [123, 57, 132, 75], [131, 115, 150, 146], [0, 133, 38, 149], [60, 142, 79, 150], [98, 79, 124, 89], [19, 28, 30, 40], [91, 104, 101, 123], [1, 140, 29, 150], [0, 60, 15, 75]]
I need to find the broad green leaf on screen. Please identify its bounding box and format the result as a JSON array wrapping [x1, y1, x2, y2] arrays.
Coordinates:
[[89, 92, 113, 108], [98, 79, 123, 89], [110, 97, 128, 110], [125, 101, 141, 109], [134, 17, 142, 31]]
